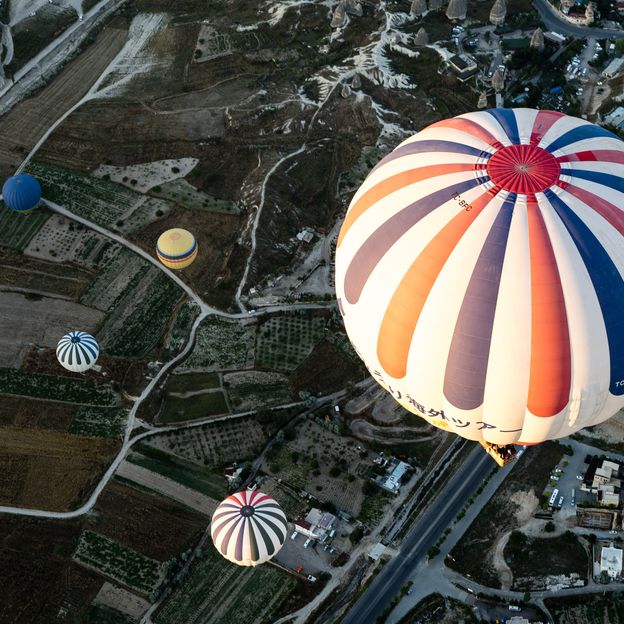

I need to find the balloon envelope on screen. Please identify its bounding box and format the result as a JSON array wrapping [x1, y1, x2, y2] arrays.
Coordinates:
[[211, 491, 287, 566], [2, 174, 41, 211], [56, 331, 99, 373], [336, 108, 624, 446], [156, 228, 197, 270]]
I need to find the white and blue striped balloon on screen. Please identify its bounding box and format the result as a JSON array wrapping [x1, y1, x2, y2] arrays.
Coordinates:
[[56, 331, 99, 373]]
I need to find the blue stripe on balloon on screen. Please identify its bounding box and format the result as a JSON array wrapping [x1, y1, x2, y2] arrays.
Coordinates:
[[486, 109, 520, 145], [443, 192, 516, 410], [370, 140, 488, 175], [561, 168, 624, 194], [545, 124, 619, 154], [157, 240, 197, 260], [344, 176, 490, 304], [544, 189, 624, 396]]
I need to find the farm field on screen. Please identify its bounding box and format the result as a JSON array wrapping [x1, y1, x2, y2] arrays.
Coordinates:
[[166, 372, 220, 393], [91, 582, 151, 623], [0, 516, 103, 623], [0, 247, 94, 299], [146, 415, 267, 468], [0, 395, 77, 430], [165, 300, 200, 352], [151, 179, 240, 214], [69, 406, 129, 438], [255, 314, 326, 371], [155, 543, 297, 624], [97, 269, 183, 357], [73, 530, 163, 595], [181, 317, 255, 371], [90, 480, 207, 561], [27, 161, 143, 228], [224, 370, 292, 411], [0, 205, 51, 250], [125, 445, 227, 501], [0, 291, 104, 367], [159, 390, 229, 423], [86, 604, 138, 624], [0, 368, 119, 405], [0, 25, 129, 180], [0, 426, 120, 510], [80, 247, 150, 312]]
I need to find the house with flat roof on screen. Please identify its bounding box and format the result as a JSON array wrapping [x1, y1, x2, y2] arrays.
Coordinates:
[[447, 54, 479, 81], [374, 458, 411, 494], [601, 543, 623, 578], [293, 508, 336, 541]]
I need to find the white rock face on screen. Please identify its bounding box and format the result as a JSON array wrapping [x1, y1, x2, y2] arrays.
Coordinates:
[[446, 0, 466, 21]]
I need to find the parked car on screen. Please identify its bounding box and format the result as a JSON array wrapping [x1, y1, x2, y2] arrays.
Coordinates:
[[304, 538, 311, 549], [291, 531, 298, 540]]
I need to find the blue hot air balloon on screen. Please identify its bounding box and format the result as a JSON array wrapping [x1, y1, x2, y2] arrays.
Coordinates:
[[2, 174, 41, 212]]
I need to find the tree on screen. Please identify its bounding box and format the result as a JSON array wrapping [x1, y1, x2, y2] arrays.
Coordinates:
[[544, 521, 555, 533], [330, 466, 341, 478], [427, 546, 440, 559], [362, 480, 377, 495], [523, 591, 531, 602]]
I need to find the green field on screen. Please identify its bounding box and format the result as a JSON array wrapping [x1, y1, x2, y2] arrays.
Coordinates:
[[98, 270, 183, 357], [160, 391, 228, 423], [255, 315, 325, 371], [166, 301, 200, 352], [26, 161, 141, 228], [166, 373, 220, 393], [155, 543, 297, 624], [225, 371, 292, 410], [151, 179, 240, 214], [86, 605, 137, 624], [69, 406, 129, 437], [0, 204, 50, 250], [73, 530, 162, 594], [0, 369, 118, 405], [182, 317, 255, 371], [127, 445, 227, 500]]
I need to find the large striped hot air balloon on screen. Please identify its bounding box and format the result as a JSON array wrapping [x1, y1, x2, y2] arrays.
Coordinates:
[[336, 108, 624, 465], [56, 331, 99, 373], [211, 491, 287, 566], [2, 174, 41, 212], [156, 228, 197, 270]]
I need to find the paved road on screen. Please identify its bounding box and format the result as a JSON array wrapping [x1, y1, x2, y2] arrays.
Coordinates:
[[342, 446, 494, 624], [532, 0, 624, 39]]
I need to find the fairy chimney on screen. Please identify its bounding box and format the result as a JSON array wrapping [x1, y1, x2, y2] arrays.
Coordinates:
[[477, 91, 488, 109], [491, 67, 505, 92], [489, 0, 506, 26], [410, 0, 427, 15], [530, 27, 544, 51], [446, 0, 467, 21], [331, 1, 347, 28], [414, 27, 429, 46]]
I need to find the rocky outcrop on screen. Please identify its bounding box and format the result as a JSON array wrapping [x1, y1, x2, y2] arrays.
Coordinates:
[[345, 0, 363, 16], [410, 0, 427, 16], [414, 27, 429, 46], [446, 0, 466, 21], [491, 67, 504, 92], [477, 91, 488, 108], [530, 27, 544, 51], [429, 0, 445, 10], [351, 73, 361, 89], [489, 0, 506, 26], [331, 2, 347, 28]]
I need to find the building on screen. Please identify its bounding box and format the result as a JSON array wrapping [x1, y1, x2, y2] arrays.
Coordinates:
[[600, 543, 623, 578], [559, 0, 596, 24], [604, 106, 624, 130], [294, 508, 336, 541], [447, 54, 479, 81], [375, 458, 411, 494], [577, 507, 619, 530], [543, 31, 566, 46], [368, 542, 386, 561], [224, 465, 244, 486], [603, 57, 624, 79], [599, 484, 620, 507], [581, 457, 622, 506]]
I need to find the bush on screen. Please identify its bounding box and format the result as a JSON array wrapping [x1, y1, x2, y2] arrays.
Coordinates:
[[350, 527, 364, 544], [544, 521, 555, 533], [427, 546, 440, 559], [330, 466, 341, 478]]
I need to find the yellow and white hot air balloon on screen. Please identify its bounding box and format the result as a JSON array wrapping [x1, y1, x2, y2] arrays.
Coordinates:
[[156, 228, 197, 270]]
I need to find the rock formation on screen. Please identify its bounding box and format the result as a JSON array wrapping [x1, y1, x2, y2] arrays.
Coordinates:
[[429, 0, 445, 11], [331, 1, 347, 28], [414, 27, 429, 46], [352, 73, 361, 89], [491, 67, 505, 92], [477, 91, 488, 108], [489, 0, 506, 26], [410, 0, 427, 16], [446, 0, 466, 21], [530, 27, 544, 51], [345, 0, 363, 16]]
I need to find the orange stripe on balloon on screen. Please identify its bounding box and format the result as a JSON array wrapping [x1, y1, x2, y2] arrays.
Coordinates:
[[376, 190, 494, 379], [526, 199, 571, 417], [338, 163, 482, 246], [427, 117, 502, 148]]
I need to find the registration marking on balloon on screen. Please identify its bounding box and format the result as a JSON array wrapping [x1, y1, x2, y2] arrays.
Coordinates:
[[337, 108, 624, 444]]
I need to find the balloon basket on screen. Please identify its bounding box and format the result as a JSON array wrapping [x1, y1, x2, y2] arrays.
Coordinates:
[[479, 441, 516, 468]]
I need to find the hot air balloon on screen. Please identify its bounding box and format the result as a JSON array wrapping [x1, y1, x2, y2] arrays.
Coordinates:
[[1, 174, 41, 212], [335, 108, 624, 466], [211, 490, 288, 566], [156, 228, 197, 270], [56, 331, 99, 373]]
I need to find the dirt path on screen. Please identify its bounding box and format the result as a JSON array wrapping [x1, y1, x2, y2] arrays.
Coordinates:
[[350, 418, 439, 443], [491, 531, 514, 590], [0, 25, 128, 179]]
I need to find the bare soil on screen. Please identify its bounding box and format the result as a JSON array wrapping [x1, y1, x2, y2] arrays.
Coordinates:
[[0, 395, 77, 431], [88, 479, 206, 561], [0, 426, 120, 511]]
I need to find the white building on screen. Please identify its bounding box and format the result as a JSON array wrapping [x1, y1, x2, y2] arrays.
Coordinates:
[[375, 459, 411, 494], [600, 544, 623, 578], [603, 57, 624, 79], [294, 508, 336, 541]]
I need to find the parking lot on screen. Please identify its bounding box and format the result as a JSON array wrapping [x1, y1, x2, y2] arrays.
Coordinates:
[[274, 530, 336, 576]]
